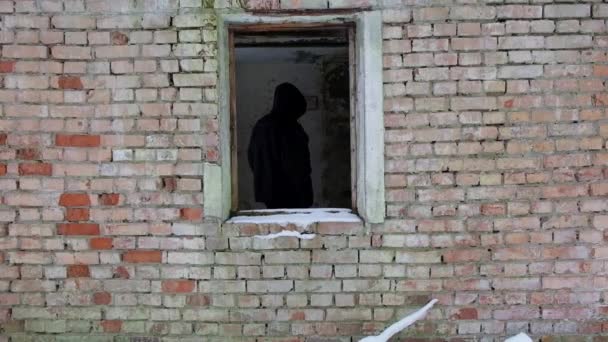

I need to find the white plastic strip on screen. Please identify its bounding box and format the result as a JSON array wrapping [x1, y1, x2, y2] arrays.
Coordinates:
[[359, 299, 438, 342]]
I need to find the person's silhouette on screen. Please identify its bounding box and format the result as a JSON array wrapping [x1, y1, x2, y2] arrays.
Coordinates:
[[247, 83, 313, 209]]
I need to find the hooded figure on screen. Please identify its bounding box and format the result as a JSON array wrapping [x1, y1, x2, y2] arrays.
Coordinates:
[[247, 83, 313, 209]]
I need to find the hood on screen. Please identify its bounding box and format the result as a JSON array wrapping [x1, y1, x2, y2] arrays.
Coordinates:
[[270, 82, 307, 120]]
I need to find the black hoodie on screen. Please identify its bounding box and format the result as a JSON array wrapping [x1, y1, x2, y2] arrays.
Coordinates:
[[247, 83, 313, 209]]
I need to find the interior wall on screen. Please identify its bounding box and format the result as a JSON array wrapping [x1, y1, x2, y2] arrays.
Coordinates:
[[235, 46, 350, 210]]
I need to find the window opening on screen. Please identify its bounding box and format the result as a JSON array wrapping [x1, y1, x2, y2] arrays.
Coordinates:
[[231, 26, 355, 213]]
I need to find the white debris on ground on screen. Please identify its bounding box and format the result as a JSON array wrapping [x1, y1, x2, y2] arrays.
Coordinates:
[[253, 230, 316, 240], [227, 208, 361, 227], [357, 299, 533, 342], [359, 299, 438, 342], [504, 332, 533, 342]]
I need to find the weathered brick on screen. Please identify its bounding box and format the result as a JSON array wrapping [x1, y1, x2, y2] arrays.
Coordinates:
[[498, 65, 543, 79], [451, 37, 497, 51], [67, 265, 90, 277], [17, 162, 52, 176], [546, 35, 592, 49], [180, 207, 202, 221], [99, 193, 120, 206], [4, 15, 49, 29], [57, 223, 100, 236], [244, 0, 280, 10], [66, 208, 90, 221], [97, 15, 143, 29], [57, 76, 83, 89], [450, 7, 496, 20], [451, 97, 497, 111], [172, 74, 216, 87], [173, 13, 214, 27], [0, 2, 606, 341], [545, 4, 591, 18], [56, 134, 100, 147], [111, 31, 129, 45], [51, 46, 92, 59], [247, 280, 293, 293], [497, 5, 543, 19], [51, 15, 96, 29], [161, 280, 196, 293], [59, 193, 91, 207], [122, 251, 162, 263], [100, 320, 122, 333], [498, 36, 544, 50], [0, 61, 16, 73], [90, 238, 113, 250], [280, 0, 327, 9], [95, 46, 139, 58]]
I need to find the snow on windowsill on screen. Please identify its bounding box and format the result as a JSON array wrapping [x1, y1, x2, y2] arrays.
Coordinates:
[[254, 230, 317, 240], [226, 208, 362, 228]]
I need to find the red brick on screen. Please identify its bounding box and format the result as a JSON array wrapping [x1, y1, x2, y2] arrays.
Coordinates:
[[57, 223, 99, 235], [18, 163, 52, 176], [161, 280, 196, 293], [100, 320, 122, 333], [594, 65, 608, 77], [0, 134, 6, 145], [593, 94, 608, 107], [591, 183, 608, 196], [92, 292, 111, 305], [16, 148, 40, 160], [113, 266, 130, 279], [451, 308, 478, 320], [56, 134, 101, 147], [90, 237, 113, 250], [0, 164, 5, 176], [111, 31, 129, 45], [180, 207, 202, 221], [122, 251, 162, 263], [290, 311, 305, 320], [205, 148, 219, 162], [57, 76, 83, 89], [162, 177, 177, 192], [99, 193, 119, 206], [0, 61, 15, 73], [59, 193, 91, 207], [480, 203, 506, 215], [66, 208, 89, 221], [67, 265, 90, 278]]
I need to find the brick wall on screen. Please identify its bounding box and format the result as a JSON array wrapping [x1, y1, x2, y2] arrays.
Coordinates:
[[0, 0, 607, 340]]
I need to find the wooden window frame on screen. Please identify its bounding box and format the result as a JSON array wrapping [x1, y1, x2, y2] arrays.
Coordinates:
[[207, 11, 385, 224]]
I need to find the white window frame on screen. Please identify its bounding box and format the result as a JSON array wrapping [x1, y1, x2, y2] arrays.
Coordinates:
[[205, 11, 385, 224]]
